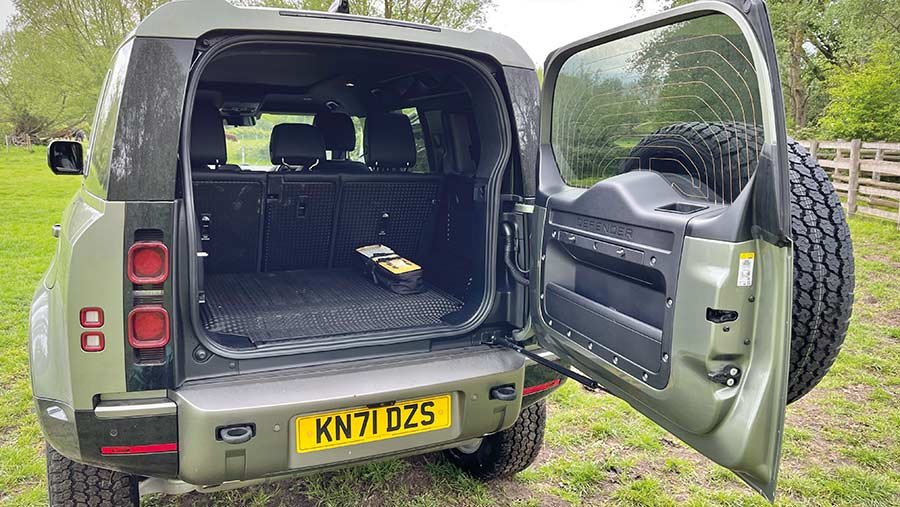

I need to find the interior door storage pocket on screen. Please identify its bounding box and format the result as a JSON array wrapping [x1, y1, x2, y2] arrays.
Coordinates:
[[544, 283, 663, 373]]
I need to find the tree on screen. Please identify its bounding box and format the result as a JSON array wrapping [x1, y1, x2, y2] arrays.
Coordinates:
[[818, 43, 900, 141], [0, 0, 494, 139], [0, 0, 168, 138], [245, 0, 494, 30], [634, 0, 900, 140]]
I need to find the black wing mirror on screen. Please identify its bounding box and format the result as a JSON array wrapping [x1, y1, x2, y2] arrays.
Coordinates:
[[47, 140, 84, 175]]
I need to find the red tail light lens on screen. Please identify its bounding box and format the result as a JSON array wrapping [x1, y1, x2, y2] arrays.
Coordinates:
[[522, 378, 561, 396], [101, 442, 177, 455], [128, 306, 170, 349], [127, 241, 169, 284]]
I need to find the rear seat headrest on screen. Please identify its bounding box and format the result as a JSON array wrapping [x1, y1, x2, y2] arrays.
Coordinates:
[[364, 113, 416, 170], [314, 112, 356, 154], [190, 100, 227, 166], [269, 124, 326, 167]]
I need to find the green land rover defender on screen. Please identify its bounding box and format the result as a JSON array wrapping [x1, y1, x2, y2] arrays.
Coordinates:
[[32, 0, 854, 504]]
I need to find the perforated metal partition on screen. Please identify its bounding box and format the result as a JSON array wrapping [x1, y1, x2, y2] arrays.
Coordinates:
[[332, 175, 441, 267], [551, 14, 764, 204], [192, 173, 266, 273], [263, 175, 338, 271]]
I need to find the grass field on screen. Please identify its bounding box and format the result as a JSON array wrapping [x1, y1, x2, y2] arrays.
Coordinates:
[[1, 146, 898, 506]]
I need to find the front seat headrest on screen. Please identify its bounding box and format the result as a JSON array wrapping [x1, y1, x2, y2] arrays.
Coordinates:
[[269, 124, 326, 168], [190, 100, 227, 166], [364, 113, 416, 170], [314, 112, 356, 158]]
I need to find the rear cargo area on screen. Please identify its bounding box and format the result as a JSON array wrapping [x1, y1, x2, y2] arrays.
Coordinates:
[[186, 39, 508, 351], [201, 269, 463, 344]]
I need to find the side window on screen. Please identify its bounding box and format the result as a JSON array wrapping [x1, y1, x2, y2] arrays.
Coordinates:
[[83, 71, 110, 179], [83, 40, 134, 197], [346, 116, 366, 162], [550, 14, 763, 204], [400, 108, 431, 173]]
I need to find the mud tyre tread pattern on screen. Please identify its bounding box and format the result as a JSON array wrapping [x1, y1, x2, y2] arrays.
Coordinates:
[[445, 400, 546, 480], [619, 121, 763, 203], [786, 139, 855, 404], [46, 445, 139, 507]]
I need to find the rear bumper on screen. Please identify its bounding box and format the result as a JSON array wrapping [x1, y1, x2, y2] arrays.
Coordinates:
[[36, 345, 564, 486], [173, 346, 525, 485]]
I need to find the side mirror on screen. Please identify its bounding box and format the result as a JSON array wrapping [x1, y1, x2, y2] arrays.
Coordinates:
[[47, 140, 84, 175]]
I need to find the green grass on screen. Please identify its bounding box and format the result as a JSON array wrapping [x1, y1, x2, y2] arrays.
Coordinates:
[[2, 146, 899, 506]]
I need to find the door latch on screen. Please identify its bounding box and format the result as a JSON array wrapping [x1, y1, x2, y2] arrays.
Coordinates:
[[708, 365, 742, 387], [200, 213, 212, 241]]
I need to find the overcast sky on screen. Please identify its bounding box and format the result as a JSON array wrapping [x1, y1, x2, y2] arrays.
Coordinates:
[[0, 0, 13, 30], [486, 0, 664, 66], [0, 0, 664, 63]]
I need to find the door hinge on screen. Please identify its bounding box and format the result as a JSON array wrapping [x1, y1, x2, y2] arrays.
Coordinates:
[[708, 365, 742, 387], [484, 336, 600, 390]]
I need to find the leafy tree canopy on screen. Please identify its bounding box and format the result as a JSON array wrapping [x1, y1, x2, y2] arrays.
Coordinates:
[[0, 0, 492, 139], [635, 0, 900, 141], [818, 43, 900, 141]]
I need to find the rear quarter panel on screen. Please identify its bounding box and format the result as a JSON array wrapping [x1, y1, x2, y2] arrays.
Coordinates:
[[30, 187, 128, 411]]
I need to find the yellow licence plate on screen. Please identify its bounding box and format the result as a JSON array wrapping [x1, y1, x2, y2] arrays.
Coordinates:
[[295, 394, 452, 453]]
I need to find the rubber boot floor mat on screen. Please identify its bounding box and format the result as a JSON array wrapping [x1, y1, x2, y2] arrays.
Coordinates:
[[200, 269, 464, 344]]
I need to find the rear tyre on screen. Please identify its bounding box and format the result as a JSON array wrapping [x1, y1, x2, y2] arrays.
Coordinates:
[[621, 123, 854, 405], [46, 444, 140, 507], [444, 400, 546, 480]]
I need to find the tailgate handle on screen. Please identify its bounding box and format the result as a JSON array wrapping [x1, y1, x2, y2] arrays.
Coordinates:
[[217, 424, 255, 445]]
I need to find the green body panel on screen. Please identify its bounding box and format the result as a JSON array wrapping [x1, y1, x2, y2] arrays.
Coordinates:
[[531, 205, 792, 499], [30, 186, 127, 411], [133, 0, 533, 69]]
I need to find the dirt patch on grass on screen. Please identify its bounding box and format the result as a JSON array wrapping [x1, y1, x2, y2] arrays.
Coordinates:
[[780, 388, 865, 472]]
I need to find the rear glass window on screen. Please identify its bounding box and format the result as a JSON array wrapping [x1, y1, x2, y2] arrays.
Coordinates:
[[225, 114, 366, 170], [550, 14, 764, 204], [225, 110, 430, 172]]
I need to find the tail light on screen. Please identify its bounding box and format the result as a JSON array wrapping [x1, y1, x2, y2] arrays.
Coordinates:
[[128, 306, 170, 349], [81, 331, 105, 352], [80, 307, 104, 328], [101, 442, 177, 455], [522, 378, 561, 396], [127, 241, 169, 284]]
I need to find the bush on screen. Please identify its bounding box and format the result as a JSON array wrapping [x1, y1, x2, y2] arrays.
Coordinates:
[[818, 44, 900, 141]]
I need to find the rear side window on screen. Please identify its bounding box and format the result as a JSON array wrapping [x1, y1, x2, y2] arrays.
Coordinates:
[[399, 108, 431, 173], [83, 40, 133, 197]]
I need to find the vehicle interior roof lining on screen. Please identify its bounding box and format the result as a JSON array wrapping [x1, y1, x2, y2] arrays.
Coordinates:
[[197, 42, 477, 117]]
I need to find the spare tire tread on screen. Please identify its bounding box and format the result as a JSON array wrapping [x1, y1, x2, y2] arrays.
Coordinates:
[[786, 139, 855, 403], [621, 121, 762, 202]]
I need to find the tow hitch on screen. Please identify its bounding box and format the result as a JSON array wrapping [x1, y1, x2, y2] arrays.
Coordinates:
[[484, 336, 601, 391]]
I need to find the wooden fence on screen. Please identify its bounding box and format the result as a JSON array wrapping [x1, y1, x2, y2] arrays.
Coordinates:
[[799, 139, 900, 229]]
